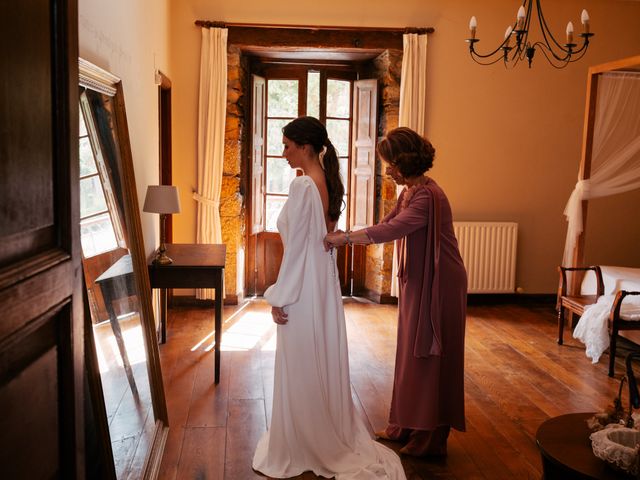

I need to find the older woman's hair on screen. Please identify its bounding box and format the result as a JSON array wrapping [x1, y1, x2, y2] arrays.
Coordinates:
[[376, 127, 435, 178]]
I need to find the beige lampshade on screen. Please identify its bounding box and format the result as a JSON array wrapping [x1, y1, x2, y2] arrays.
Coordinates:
[[143, 185, 181, 214]]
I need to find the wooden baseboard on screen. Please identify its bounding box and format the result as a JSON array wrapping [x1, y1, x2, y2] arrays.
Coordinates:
[[467, 293, 556, 306], [360, 289, 398, 305], [357, 291, 555, 306]]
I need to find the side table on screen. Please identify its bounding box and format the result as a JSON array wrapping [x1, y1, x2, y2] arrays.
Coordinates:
[[536, 412, 628, 479], [148, 243, 225, 383]]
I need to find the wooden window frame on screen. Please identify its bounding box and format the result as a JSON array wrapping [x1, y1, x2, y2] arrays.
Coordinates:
[[79, 92, 125, 258]]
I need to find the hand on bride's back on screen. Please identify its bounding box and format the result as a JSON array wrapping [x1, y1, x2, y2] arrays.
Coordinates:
[[323, 229, 344, 251]]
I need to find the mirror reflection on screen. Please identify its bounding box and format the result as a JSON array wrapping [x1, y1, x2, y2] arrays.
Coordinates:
[[79, 87, 155, 478]]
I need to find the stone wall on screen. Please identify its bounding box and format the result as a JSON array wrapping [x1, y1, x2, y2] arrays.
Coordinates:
[[221, 48, 402, 304], [362, 49, 403, 302], [221, 45, 246, 303]]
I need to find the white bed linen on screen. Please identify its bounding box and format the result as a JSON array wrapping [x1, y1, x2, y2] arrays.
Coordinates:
[[581, 266, 640, 295], [573, 294, 640, 363]]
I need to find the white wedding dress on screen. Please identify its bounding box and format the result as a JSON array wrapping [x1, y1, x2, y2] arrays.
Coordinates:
[[252, 176, 406, 479]]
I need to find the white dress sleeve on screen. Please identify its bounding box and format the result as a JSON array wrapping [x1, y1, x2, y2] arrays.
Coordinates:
[[264, 177, 314, 308]]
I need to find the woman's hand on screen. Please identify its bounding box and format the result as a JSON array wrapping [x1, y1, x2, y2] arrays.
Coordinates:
[[271, 306, 288, 325], [323, 230, 346, 251]]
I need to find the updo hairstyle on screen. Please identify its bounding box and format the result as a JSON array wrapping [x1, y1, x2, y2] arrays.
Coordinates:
[[376, 127, 435, 178], [282, 116, 345, 222]]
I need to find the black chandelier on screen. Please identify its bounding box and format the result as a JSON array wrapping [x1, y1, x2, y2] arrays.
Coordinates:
[[465, 1, 594, 68]]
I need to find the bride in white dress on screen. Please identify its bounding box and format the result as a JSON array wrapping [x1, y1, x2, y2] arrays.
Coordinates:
[[252, 117, 406, 479]]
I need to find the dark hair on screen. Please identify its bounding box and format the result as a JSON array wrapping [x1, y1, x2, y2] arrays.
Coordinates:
[[376, 127, 435, 178], [282, 116, 345, 222]]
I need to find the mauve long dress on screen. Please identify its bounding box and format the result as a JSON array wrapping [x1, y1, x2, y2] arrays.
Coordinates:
[[365, 178, 467, 432]]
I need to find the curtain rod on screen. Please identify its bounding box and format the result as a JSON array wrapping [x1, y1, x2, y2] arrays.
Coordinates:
[[194, 21, 434, 34]]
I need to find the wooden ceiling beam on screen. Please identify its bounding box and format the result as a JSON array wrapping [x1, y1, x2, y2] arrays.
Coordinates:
[[195, 21, 435, 50]]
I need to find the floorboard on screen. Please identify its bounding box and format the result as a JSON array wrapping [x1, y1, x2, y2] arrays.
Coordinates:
[[157, 298, 625, 479]]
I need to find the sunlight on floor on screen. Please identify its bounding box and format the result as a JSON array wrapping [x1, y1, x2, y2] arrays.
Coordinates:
[[94, 319, 148, 373], [191, 306, 276, 352]]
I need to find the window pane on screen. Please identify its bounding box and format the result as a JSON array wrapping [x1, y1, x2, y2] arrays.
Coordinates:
[[80, 212, 118, 257], [79, 109, 88, 136], [267, 157, 297, 194], [326, 119, 350, 157], [267, 118, 290, 156], [339, 157, 349, 194], [307, 71, 320, 119], [337, 196, 348, 232], [80, 176, 108, 218], [265, 196, 287, 232], [326, 79, 350, 118], [79, 137, 98, 177], [267, 79, 298, 117]]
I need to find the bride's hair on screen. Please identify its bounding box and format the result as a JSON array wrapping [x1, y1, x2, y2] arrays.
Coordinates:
[[282, 116, 345, 222]]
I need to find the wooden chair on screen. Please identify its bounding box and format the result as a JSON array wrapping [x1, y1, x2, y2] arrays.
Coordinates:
[[608, 291, 640, 377], [557, 266, 604, 345]]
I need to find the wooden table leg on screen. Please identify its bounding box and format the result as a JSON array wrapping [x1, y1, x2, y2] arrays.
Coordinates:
[[102, 287, 139, 398], [160, 287, 167, 344], [214, 278, 222, 384]]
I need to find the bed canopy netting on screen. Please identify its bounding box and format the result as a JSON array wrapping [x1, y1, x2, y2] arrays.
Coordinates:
[[562, 54, 640, 294]]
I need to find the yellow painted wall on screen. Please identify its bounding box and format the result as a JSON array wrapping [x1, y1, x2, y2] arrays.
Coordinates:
[[86, 0, 640, 294], [79, 0, 170, 258]]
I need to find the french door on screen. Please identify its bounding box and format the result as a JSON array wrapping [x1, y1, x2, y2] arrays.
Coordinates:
[[248, 63, 377, 296]]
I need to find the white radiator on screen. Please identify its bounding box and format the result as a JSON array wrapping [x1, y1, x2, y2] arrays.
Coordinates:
[[453, 222, 518, 293]]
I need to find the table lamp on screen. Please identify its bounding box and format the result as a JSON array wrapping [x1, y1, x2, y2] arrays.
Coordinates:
[[143, 185, 181, 265]]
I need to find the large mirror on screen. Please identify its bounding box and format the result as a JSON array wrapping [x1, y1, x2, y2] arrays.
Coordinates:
[[79, 58, 168, 479]]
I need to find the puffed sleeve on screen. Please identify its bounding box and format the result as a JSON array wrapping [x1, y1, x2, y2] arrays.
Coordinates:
[[365, 188, 430, 244], [263, 177, 313, 308]]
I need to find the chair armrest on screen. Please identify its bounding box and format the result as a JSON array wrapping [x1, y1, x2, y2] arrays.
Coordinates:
[[610, 291, 640, 322], [557, 265, 604, 306]]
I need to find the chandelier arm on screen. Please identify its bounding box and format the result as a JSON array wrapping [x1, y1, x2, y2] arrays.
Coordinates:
[[568, 36, 592, 56], [566, 46, 590, 63], [533, 43, 573, 69], [469, 51, 507, 66], [468, 43, 512, 60], [532, 41, 569, 62], [536, 0, 568, 52]]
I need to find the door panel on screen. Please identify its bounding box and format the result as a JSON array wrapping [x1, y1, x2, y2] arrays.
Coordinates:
[[255, 232, 284, 294], [251, 75, 265, 235], [0, 0, 83, 477], [350, 79, 378, 231]]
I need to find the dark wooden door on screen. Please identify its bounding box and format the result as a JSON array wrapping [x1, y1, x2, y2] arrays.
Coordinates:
[[0, 1, 84, 477], [158, 71, 173, 242]]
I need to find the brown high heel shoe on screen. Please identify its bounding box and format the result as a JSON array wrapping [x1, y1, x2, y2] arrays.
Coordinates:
[[374, 425, 411, 442], [399, 426, 450, 457]]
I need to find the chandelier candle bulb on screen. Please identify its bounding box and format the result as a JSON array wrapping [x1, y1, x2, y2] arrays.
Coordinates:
[[581, 9, 590, 33], [566, 21, 574, 44], [516, 6, 525, 30], [504, 25, 513, 47], [469, 16, 477, 39]]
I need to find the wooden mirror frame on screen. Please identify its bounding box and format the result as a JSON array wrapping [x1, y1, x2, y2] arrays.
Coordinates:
[[79, 57, 168, 478]]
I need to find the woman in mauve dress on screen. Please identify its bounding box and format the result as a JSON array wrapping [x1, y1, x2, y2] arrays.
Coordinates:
[[324, 127, 467, 457]]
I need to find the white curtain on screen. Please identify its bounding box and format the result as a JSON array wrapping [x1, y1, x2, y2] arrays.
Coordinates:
[[195, 27, 227, 299], [391, 33, 429, 297], [562, 72, 640, 267]]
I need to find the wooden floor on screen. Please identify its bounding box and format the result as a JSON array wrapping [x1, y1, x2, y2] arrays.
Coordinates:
[[157, 298, 629, 480], [93, 315, 155, 479]]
